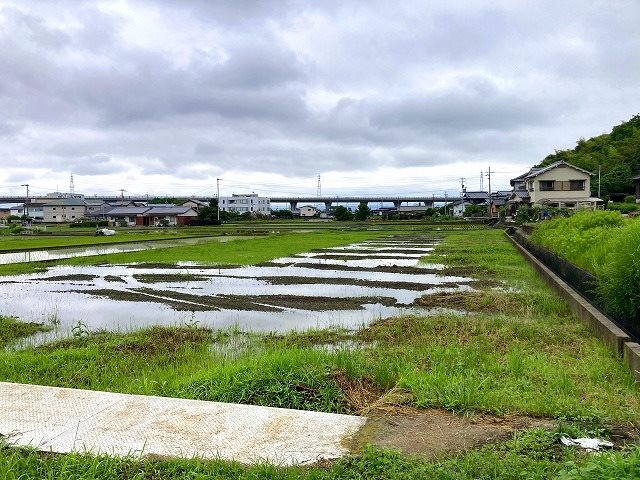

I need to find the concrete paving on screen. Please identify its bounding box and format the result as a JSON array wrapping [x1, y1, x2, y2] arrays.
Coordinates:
[[0, 382, 367, 466]]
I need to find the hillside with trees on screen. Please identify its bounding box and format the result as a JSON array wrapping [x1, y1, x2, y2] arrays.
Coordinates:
[[537, 114, 640, 196]]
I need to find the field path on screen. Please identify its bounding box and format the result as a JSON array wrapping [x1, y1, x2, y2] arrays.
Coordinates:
[[0, 381, 366, 465]]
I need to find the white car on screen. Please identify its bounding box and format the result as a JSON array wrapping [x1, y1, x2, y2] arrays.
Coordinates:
[[96, 228, 116, 236]]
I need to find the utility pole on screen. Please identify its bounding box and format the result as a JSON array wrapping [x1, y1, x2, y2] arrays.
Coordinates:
[[480, 170, 484, 191], [444, 192, 448, 216], [119, 189, 125, 203], [70, 173, 75, 197], [21, 184, 29, 220], [459, 177, 466, 217], [216, 178, 221, 221], [598, 165, 601, 198], [486, 167, 492, 217]]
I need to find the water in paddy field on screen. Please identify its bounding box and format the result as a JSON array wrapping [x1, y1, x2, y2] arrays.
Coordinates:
[[0, 236, 244, 265], [1, 236, 478, 345]]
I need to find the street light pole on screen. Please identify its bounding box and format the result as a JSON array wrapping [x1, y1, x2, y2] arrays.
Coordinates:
[[20, 184, 29, 220], [216, 178, 221, 221]]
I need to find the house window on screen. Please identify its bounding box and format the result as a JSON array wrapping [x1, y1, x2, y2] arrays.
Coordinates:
[[52, 215, 56, 219], [52, 207, 56, 210], [539, 181, 554, 191], [570, 180, 585, 191], [71, 207, 75, 210]]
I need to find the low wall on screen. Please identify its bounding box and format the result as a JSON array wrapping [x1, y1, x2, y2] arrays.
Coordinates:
[[507, 231, 640, 382]]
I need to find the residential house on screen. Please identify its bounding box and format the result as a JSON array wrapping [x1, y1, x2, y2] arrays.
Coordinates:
[[299, 206, 318, 217], [509, 161, 600, 210], [84, 200, 111, 219], [180, 199, 208, 212], [219, 194, 270, 215], [105, 207, 150, 226], [42, 198, 87, 223], [143, 206, 197, 226]]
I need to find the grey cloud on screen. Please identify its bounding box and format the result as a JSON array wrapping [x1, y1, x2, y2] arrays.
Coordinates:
[[1, 1, 640, 192]]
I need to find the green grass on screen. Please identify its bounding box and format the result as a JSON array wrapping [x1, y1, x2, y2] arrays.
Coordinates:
[[0, 316, 51, 348], [1, 227, 639, 476], [61, 230, 385, 267], [2, 431, 639, 479], [0, 231, 194, 252]]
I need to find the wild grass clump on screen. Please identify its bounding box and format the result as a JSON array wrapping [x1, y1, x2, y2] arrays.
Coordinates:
[[595, 220, 640, 319], [0, 316, 51, 348], [530, 210, 640, 320], [531, 210, 624, 272], [178, 348, 347, 412]]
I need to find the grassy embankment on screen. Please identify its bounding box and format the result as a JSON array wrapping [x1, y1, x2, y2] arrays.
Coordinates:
[[1, 228, 639, 477], [531, 210, 640, 320]]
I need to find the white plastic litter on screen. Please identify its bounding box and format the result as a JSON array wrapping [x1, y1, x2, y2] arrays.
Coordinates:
[[560, 436, 614, 451]]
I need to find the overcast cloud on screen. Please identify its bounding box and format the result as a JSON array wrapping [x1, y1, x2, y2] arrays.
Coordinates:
[[0, 0, 639, 198]]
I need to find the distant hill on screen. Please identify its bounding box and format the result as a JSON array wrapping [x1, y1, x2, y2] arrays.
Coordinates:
[[537, 114, 640, 196]]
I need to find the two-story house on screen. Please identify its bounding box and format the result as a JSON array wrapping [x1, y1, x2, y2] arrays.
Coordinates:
[[509, 161, 601, 210]]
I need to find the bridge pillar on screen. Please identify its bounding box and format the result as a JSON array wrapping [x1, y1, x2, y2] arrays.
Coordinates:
[[393, 200, 401, 210], [324, 201, 332, 212], [289, 201, 297, 211]]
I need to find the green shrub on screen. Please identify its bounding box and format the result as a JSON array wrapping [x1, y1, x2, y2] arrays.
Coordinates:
[[625, 195, 637, 204], [595, 220, 640, 319], [531, 210, 624, 271], [607, 202, 637, 214]]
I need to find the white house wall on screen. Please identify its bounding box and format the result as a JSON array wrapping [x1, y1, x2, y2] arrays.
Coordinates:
[[529, 167, 591, 204]]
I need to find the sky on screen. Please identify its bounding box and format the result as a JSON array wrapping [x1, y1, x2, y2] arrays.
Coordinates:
[[0, 0, 639, 200]]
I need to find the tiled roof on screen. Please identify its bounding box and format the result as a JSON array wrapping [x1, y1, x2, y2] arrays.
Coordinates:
[[144, 206, 195, 216], [107, 207, 150, 215]]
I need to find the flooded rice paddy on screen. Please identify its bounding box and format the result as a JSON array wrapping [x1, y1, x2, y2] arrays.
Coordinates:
[[1, 236, 480, 344], [0, 236, 244, 265]]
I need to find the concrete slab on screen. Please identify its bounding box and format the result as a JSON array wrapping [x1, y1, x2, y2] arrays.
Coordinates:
[[0, 382, 366, 465]]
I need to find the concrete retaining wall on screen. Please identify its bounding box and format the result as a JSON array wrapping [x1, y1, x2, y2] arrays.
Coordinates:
[[507, 232, 640, 382]]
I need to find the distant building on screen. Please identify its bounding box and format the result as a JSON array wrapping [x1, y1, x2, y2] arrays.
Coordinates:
[[219, 194, 270, 215], [42, 198, 86, 223], [180, 199, 208, 212], [299, 206, 318, 217]]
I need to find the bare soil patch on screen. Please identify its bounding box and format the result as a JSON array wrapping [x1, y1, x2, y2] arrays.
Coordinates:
[[39, 274, 97, 282], [77, 288, 399, 312], [133, 273, 212, 284], [414, 291, 526, 314], [104, 275, 126, 283], [265, 262, 489, 277], [302, 254, 424, 261], [313, 248, 434, 255], [259, 275, 460, 291], [353, 408, 554, 458]]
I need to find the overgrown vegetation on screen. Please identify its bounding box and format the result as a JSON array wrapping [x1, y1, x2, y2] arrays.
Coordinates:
[[531, 210, 640, 319]]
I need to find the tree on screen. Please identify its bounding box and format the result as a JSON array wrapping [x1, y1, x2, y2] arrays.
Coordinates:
[[464, 204, 485, 217], [197, 198, 219, 222], [333, 205, 353, 221], [272, 209, 294, 219], [353, 202, 371, 221]]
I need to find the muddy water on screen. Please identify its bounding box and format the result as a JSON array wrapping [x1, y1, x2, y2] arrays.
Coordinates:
[[2, 236, 475, 344]]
